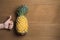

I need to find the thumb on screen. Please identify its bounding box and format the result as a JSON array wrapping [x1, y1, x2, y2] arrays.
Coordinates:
[[8, 16, 12, 21]]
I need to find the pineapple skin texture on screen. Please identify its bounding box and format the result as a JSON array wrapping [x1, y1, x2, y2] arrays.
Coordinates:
[[16, 15, 28, 34]]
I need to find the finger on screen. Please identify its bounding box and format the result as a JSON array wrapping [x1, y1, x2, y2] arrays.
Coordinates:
[[8, 16, 12, 21], [8, 21, 14, 29]]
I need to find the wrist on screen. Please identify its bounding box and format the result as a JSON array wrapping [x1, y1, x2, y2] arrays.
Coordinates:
[[0, 23, 5, 29]]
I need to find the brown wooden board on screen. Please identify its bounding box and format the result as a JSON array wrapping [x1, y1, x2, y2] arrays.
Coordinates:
[[0, 0, 60, 40]]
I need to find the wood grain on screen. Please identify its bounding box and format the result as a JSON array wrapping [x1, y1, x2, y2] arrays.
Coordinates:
[[0, 0, 60, 40]]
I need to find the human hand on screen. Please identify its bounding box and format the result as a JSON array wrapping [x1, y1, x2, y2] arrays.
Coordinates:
[[4, 16, 14, 30]]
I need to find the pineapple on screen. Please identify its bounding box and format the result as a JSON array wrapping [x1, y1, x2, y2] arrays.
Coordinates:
[[16, 5, 28, 35]]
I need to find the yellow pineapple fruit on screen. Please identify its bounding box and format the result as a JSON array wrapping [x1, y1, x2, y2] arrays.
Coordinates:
[[16, 5, 28, 35]]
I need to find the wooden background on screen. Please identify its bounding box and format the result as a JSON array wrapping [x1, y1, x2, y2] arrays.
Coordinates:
[[0, 0, 60, 40]]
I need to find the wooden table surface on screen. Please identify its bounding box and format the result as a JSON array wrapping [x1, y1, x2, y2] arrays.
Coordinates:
[[0, 0, 60, 40]]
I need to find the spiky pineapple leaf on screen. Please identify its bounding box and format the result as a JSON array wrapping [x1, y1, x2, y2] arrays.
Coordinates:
[[17, 5, 28, 16]]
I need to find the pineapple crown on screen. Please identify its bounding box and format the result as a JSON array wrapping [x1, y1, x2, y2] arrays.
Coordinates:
[[17, 5, 28, 16]]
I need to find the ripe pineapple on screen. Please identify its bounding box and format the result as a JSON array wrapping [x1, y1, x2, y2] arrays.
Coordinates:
[[16, 5, 28, 35]]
